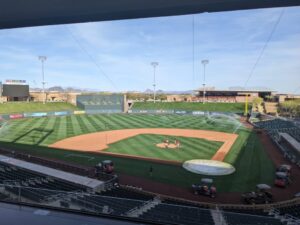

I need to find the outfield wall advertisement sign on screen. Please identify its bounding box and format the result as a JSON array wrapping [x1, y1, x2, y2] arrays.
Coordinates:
[[74, 110, 85, 115], [54, 111, 69, 116], [192, 111, 205, 115], [129, 109, 175, 114], [9, 114, 24, 119], [174, 110, 187, 114], [24, 112, 47, 118]]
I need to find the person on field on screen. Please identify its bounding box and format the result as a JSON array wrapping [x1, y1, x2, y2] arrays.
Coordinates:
[[174, 139, 180, 149], [164, 139, 169, 148]]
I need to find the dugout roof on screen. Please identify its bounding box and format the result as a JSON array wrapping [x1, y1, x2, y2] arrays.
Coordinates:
[[1, 0, 300, 29], [0, 155, 104, 191]]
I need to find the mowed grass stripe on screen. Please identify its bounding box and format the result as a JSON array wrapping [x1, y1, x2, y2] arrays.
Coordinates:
[[2, 114, 239, 147], [84, 115, 104, 130], [16, 117, 48, 144], [38, 116, 57, 145], [131, 115, 165, 127], [75, 115, 91, 134], [78, 115, 98, 133], [117, 114, 152, 128], [104, 114, 134, 130], [109, 114, 138, 129]]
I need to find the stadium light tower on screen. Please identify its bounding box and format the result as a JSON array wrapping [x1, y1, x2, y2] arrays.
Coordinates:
[[38, 56, 47, 104], [151, 62, 159, 103], [201, 59, 209, 104]]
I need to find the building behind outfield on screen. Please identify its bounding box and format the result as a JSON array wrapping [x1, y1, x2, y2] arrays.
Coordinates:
[[195, 87, 274, 103]]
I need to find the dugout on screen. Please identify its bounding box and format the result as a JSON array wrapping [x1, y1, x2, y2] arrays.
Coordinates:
[[76, 94, 126, 113]]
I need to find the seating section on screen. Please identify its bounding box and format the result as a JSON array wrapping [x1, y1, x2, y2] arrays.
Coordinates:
[[101, 187, 153, 201], [222, 208, 270, 217], [0, 162, 85, 202], [254, 119, 300, 166], [0, 192, 9, 201], [140, 203, 214, 225], [223, 212, 285, 225], [72, 194, 144, 216], [254, 119, 300, 142], [277, 204, 300, 218], [163, 199, 210, 209], [1, 160, 298, 224]]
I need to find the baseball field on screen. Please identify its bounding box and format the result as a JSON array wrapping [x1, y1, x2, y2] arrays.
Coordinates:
[[0, 111, 275, 192]]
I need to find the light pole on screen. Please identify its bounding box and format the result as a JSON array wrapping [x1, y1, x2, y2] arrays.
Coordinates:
[[38, 56, 47, 104], [201, 59, 209, 104], [151, 62, 159, 103]]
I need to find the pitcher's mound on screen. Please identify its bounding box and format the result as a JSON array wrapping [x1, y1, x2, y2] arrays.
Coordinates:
[[156, 143, 178, 149]]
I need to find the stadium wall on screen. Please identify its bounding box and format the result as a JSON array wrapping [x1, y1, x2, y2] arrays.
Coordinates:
[[128, 109, 239, 117], [76, 94, 126, 113]]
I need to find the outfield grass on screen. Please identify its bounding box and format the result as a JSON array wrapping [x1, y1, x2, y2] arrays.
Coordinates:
[[0, 114, 239, 145], [0, 102, 79, 114], [0, 113, 275, 192], [132, 102, 245, 113], [106, 134, 223, 162]]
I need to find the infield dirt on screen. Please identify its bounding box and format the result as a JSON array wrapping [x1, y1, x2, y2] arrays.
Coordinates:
[[50, 128, 238, 162]]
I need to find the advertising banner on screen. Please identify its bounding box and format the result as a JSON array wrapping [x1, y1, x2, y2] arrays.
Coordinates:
[[54, 111, 69, 116], [24, 112, 47, 118], [192, 111, 205, 115], [74, 110, 86, 115], [1, 115, 10, 120], [174, 110, 187, 115], [9, 114, 24, 119]]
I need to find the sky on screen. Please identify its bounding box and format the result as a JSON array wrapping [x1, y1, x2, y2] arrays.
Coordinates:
[[0, 6, 299, 94]]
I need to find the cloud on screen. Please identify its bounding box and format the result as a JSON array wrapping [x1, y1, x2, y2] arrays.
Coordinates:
[[0, 6, 299, 93]]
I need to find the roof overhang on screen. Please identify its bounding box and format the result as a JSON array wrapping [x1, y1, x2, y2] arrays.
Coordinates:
[[1, 0, 300, 29]]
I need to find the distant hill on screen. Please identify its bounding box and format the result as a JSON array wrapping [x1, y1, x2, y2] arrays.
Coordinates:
[[30, 86, 88, 93], [143, 89, 193, 94]]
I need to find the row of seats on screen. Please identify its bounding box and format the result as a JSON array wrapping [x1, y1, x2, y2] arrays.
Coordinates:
[[277, 204, 300, 218], [255, 119, 300, 142], [223, 212, 285, 225], [0, 162, 86, 202], [72, 194, 144, 216], [222, 208, 270, 217], [140, 204, 214, 225], [101, 187, 153, 201], [254, 119, 300, 166]]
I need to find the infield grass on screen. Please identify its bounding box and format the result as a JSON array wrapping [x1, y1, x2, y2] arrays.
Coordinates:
[[106, 134, 223, 162]]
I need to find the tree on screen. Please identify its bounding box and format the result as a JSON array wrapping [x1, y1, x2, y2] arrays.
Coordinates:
[[279, 100, 300, 118], [252, 97, 263, 106]]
